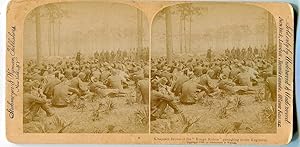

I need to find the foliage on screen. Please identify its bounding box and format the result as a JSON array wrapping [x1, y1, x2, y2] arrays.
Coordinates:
[[105, 99, 116, 112], [134, 106, 149, 125], [217, 100, 230, 119], [155, 3, 208, 20], [261, 105, 276, 124], [91, 102, 106, 121], [232, 122, 242, 133], [215, 126, 230, 134], [72, 98, 87, 112], [176, 3, 208, 20], [26, 3, 68, 22], [232, 97, 244, 111], [91, 99, 116, 121], [125, 98, 135, 106], [179, 113, 201, 133], [203, 99, 214, 110], [254, 88, 264, 103]]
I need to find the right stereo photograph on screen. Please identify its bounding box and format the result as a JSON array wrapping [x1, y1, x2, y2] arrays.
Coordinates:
[[150, 2, 277, 134]]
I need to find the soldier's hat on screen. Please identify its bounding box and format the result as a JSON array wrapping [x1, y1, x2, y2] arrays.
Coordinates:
[[151, 79, 159, 90], [24, 80, 39, 92], [219, 74, 227, 80], [158, 77, 168, 85]]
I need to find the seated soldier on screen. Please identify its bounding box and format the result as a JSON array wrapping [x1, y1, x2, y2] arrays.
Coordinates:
[[43, 72, 61, 99], [131, 66, 144, 86], [69, 72, 90, 97], [235, 66, 253, 87], [199, 69, 219, 96], [265, 69, 277, 101], [261, 63, 273, 80], [218, 74, 236, 95], [171, 70, 189, 97], [89, 76, 125, 98], [244, 65, 259, 86], [107, 69, 128, 90], [136, 72, 150, 104], [229, 64, 241, 79], [100, 66, 111, 83], [180, 78, 208, 105], [24, 81, 54, 123], [151, 80, 181, 121], [158, 77, 172, 95], [89, 76, 108, 98], [52, 79, 80, 107]]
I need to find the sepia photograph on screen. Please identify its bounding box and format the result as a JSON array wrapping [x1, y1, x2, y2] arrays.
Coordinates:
[[23, 2, 150, 133], [151, 2, 277, 134], [5, 0, 294, 144]]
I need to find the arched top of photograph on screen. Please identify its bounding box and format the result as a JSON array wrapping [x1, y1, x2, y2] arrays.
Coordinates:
[[24, 1, 149, 63], [150, 2, 279, 135], [151, 2, 276, 61], [22, 1, 150, 134]]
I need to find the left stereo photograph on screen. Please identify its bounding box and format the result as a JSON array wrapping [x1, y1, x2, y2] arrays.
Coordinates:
[[22, 2, 150, 133]]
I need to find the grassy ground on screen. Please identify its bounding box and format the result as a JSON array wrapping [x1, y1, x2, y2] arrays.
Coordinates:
[[24, 85, 149, 133], [151, 82, 277, 134]]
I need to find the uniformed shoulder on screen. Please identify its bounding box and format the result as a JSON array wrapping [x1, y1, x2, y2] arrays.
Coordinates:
[[23, 93, 37, 100], [23, 93, 33, 98]]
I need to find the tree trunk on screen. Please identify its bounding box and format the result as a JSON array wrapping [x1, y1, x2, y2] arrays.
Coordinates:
[[179, 15, 183, 54], [137, 9, 143, 60], [35, 8, 41, 65], [183, 16, 187, 53], [165, 8, 173, 64], [48, 18, 51, 56], [189, 14, 192, 53], [52, 22, 56, 56], [58, 20, 61, 56], [267, 12, 275, 57]]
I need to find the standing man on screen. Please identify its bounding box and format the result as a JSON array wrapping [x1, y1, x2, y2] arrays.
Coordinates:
[[207, 48, 212, 62]]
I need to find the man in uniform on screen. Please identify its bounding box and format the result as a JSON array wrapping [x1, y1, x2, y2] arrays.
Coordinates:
[[69, 72, 89, 94], [52, 79, 80, 107], [247, 46, 253, 59], [117, 49, 122, 60], [110, 51, 116, 62], [254, 47, 259, 56], [236, 48, 241, 60], [180, 78, 208, 105], [231, 47, 236, 59], [207, 48, 212, 62], [199, 68, 216, 91], [99, 51, 105, 62], [265, 69, 277, 101], [43, 72, 61, 99], [218, 74, 236, 95], [100, 65, 111, 83], [105, 51, 110, 62], [24, 81, 54, 123], [171, 70, 189, 96], [225, 48, 230, 58], [136, 72, 150, 104], [94, 51, 99, 61], [122, 50, 128, 60], [107, 69, 128, 90], [76, 51, 81, 65], [234, 66, 252, 87], [241, 48, 246, 59], [151, 80, 181, 120]]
